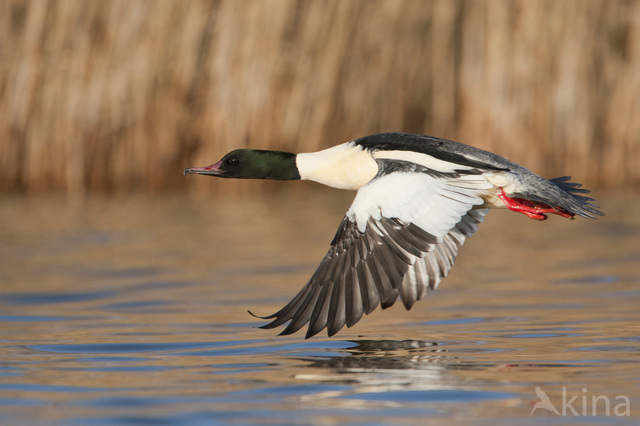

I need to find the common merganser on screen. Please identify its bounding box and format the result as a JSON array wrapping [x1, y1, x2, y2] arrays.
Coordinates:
[[184, 132, 602, 338]]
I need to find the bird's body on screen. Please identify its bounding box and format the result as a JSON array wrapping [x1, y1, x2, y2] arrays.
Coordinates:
[[184, 132, 602, 338]]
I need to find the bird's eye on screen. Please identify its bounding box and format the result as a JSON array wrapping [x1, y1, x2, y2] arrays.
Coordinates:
[[227, 156, 238, 165]]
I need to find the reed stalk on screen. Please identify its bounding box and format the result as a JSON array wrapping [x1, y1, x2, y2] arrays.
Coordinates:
[[1, 0, 638, 194]]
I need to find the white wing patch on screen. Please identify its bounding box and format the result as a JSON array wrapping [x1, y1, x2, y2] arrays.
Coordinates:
[[347, 172, 492, 235], [373, 150, 478, 173]]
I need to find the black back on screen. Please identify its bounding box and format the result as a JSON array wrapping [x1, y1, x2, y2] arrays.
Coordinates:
[[354, 132, 509, 172]]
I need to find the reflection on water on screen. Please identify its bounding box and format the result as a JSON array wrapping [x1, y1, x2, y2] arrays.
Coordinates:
[[0, 189, 639, 423]]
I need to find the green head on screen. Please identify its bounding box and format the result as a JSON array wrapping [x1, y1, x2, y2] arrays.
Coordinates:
[[184, 149, 300, 180]]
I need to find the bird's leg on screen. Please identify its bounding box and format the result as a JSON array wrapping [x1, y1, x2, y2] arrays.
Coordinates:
[[498, 188, 575, 220]]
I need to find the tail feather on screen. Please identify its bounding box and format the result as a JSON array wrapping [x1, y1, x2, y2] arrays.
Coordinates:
[[549, 176, 592, 195], [534, 176, 604, 219]]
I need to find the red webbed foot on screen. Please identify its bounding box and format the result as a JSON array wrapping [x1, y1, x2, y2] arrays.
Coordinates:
[[498, 189, 575, 221]]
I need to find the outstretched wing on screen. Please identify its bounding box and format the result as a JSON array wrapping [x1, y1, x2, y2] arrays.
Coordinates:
[[254, 167, 492, 338]]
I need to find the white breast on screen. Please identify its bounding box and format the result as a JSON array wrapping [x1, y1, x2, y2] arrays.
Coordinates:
[[296, 142, 378, 190]]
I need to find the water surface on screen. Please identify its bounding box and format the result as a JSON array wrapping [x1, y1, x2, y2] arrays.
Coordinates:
[[1, 189, 639, 424]]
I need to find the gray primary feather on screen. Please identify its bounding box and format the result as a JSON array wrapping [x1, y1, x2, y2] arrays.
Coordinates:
[[255, 209, 487, 339]]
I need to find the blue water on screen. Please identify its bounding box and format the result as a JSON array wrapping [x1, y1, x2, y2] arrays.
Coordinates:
[[1, 192, 638, 424]]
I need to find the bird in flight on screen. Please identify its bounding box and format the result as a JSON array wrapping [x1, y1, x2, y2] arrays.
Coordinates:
[[184, 132, 602, 338]]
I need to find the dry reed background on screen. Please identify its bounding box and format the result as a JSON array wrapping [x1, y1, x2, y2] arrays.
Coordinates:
[[1, 0, 639, 194]]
